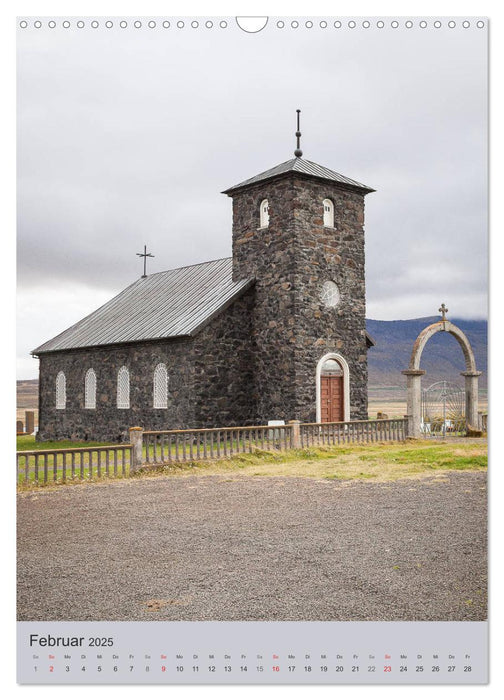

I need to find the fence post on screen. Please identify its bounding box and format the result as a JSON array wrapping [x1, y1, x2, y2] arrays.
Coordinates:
[[289, 420, 301, 449], [129, 427, 144, 474]]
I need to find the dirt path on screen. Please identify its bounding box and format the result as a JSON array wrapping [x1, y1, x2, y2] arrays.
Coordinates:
[[17, 471, 487, 621]]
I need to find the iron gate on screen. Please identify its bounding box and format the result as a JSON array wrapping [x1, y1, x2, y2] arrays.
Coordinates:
[[421, 380, 466, 437]]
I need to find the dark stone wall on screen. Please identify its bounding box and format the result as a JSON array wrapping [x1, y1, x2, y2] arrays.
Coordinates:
[[37, 288, 257, 442], [230, 173, 370, 422]]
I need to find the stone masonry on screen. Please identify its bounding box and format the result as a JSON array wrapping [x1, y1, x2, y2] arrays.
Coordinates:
[[229, 173, 370, 423]]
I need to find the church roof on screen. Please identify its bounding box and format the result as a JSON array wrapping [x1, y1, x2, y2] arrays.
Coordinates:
[[222, 157, 375, 195], [32, 258, 254, 354]]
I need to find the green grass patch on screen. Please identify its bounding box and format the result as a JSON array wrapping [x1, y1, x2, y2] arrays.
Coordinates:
[[357, 444, 487, 471]]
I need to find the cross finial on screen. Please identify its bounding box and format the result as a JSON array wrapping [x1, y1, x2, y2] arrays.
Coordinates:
[[136, 244, 154, 278], [294, 109, 303, 158], [439, 303, 448, 320]]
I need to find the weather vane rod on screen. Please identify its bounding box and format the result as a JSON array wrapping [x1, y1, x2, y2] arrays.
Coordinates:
[[136, 244, 154, 278], [294, 109, 303, 158]]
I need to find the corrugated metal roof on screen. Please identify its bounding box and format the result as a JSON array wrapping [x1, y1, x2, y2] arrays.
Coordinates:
[[223, 157, 375, 194], [33, 258, 254, 354]]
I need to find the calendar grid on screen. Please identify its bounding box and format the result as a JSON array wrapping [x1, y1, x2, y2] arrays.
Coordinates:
[[17, 621, 488, 684]]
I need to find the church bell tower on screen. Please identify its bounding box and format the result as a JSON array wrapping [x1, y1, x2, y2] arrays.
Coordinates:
[[222, 112, 375, 423]]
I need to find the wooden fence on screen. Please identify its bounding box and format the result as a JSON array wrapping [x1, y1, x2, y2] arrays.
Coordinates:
[[143, 424, 293, 466], [17, 418, 407, 486], [16, 445, 131, 486], [300, 419, 407, 447]]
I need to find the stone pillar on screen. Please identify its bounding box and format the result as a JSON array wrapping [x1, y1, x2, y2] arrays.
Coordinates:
[[401, 369, 426, 438], [461, 371, 482, 430], [129, 427, 144, 474], [25, 410, 35, 435], [289, 420, 301, 449]]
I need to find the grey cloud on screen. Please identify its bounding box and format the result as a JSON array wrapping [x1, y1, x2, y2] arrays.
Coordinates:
[[17, 21, 488, 366]]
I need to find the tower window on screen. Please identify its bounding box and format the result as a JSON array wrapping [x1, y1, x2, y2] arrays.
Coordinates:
[[56, 371, 66, 409], [323, 198, 334, 228], [117, 366, 130, 409], [85, 368, 97, 409], [153, 363, 169, 409], [259, 199, 270, 228]]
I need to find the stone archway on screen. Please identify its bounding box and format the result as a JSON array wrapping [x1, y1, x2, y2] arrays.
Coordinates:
[[401, 306, 482, 437]]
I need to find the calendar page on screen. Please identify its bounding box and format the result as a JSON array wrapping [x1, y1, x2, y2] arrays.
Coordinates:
[[16, 11, 488, 686]]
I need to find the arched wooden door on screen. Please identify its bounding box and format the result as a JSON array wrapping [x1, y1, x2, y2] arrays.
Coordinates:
[[320, 358, 344, 423]]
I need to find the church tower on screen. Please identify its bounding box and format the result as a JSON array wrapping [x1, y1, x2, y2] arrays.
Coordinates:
[[223, 112, 375, 423]]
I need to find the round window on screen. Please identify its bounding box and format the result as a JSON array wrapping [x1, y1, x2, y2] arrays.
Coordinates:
[[320, 281, 340, 308]]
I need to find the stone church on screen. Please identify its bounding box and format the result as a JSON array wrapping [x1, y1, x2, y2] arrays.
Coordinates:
[[33, 126, 376, 442]]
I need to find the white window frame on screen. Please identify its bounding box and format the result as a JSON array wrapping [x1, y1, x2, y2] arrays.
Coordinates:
[[323, 198, 334, 228], [56, 371, 66, 410], [259, 198, 270, 228], [85, 368, 97, 409], [153, 363, 169, 409], [117, 366, 130, 409]]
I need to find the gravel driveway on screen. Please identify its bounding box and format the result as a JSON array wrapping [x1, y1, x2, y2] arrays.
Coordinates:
[[17, 472, 487, 621]]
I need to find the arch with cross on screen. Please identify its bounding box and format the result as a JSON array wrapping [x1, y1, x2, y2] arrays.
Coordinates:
[[401, 305, 482, 437]]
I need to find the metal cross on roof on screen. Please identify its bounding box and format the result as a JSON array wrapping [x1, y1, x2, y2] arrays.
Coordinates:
[[294, 109, 303, 158], [439, 303, 448, 320], [136, 244, 154, 278]]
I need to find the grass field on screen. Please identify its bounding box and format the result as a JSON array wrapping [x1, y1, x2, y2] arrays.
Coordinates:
[[134, 440, 487, 482], [17, 438, 487, 488]]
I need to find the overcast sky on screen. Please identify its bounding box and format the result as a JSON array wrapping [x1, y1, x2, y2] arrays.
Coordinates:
[[17, 18, 488, 379]]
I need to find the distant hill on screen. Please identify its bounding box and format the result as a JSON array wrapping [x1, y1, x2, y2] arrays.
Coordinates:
[[367, 317, 487, 388], [16, 378, 39, 409]]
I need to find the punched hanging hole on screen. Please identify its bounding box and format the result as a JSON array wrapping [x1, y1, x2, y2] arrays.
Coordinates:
[[236, 17, 268, 33]]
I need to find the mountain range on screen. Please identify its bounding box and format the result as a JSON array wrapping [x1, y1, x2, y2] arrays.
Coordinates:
[[367, 316, 487, 388]]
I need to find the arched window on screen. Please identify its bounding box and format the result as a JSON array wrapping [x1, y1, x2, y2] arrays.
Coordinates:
[[85, 368, 97, 409], [323, 198, 334, 228], [259, 199, 269, 228], [56, 371, 66, 410], [153, 363, 169, 409], [117, 366, 130, 409]]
